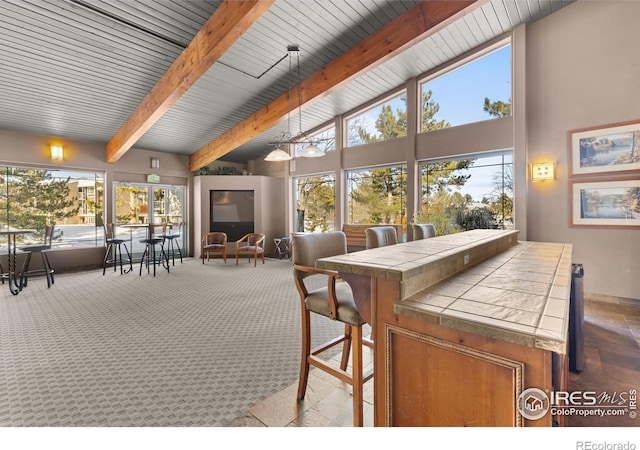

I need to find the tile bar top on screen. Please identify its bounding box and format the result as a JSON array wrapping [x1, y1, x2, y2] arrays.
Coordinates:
[[395, 240, 573, 353], [316, 229, 520, 282], [316, 229, 573, 353]]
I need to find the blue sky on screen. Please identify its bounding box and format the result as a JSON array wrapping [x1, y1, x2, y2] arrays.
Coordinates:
[[352, 44, 511, 141], [424, 45, 511, 126]]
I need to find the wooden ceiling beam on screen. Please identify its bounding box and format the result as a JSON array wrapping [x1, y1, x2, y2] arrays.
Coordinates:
[[106, 0, 274, 163], [189, 0, 484, 172]]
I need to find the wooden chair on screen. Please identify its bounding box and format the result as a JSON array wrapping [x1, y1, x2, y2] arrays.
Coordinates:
[[365, 225, 399, 249], [103, 223, 132, 275], [235, 232, 265, 267], [292, 231, 373, 427], [19, 224, 56, 288], [202, 232, 227, 264], [412, 223, 436, 240]]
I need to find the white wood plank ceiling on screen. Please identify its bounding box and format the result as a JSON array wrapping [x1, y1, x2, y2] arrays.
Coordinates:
[[0, 0, 575, 164]]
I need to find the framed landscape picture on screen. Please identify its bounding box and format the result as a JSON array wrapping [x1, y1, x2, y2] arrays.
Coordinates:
[[569, 120, 640, 176], [571, 178, 640, 228]]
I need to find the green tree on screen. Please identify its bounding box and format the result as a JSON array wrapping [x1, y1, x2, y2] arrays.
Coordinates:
[[483, 97, 512, 118], [349, 167, 406, 225], [422, 90, 450, 132], [358, 103, 408, 143], [295, 176, 335, 232], [1, 168, 79, 237]]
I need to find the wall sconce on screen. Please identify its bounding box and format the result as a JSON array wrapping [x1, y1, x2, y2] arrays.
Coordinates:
[[532, 162, 555, 181], [50, 145, 64, 161], [151, 158, 160, 170]]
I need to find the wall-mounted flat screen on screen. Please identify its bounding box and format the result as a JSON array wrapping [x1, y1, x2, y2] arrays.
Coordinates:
[[210, 190, 254, 241]]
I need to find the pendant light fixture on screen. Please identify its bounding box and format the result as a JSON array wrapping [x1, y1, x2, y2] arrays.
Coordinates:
[[265, 46, 325, 161]]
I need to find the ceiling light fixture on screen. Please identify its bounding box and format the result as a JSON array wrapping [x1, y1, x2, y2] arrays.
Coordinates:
[[265, 46, 325, 162]]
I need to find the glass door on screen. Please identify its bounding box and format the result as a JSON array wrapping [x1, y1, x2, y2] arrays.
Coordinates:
[[114, 183, 186, 256]]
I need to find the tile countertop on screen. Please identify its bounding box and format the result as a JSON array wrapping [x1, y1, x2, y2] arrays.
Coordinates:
[[316, 229, 573, 353]]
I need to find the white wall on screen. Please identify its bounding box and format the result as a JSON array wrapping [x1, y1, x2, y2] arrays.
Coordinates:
[[525, 0, 640, 299]]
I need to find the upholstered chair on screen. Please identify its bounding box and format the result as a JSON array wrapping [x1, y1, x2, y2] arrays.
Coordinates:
[[292, 231, 373, 426], [412, 223, 436, 241], [202, 232, 227, 264], [235, 232, 265, 267], [365, 225, 399, 249]]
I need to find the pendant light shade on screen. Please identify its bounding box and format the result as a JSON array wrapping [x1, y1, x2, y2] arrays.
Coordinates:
[[266, 46, 326, 161], [264, 147, 293, 161], [299, 144, 325, 158]]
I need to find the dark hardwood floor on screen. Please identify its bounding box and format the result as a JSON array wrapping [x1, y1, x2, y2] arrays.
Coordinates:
[[566, 293, 640, 427]]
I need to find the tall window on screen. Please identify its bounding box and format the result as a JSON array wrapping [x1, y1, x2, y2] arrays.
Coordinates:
[[346, 165, 406, 229], [0, 166, 104, 247], [293, 174, 335, 233], [418, 151, 513, 236], [345, 92, 407, 147], [420, 44, 511, 131]]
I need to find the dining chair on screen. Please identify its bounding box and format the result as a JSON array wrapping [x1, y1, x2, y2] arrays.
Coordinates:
[[292, 231, 373, 427], [162, 222, 183, 266], [139, 224, 169, 276], [412, 223, 436, 241], [103, 223, 132, 275], [201, 232, 227, 264], [235, 232, 265, 267], [19, 224, 56, 288], [365, 225, 399, 249]]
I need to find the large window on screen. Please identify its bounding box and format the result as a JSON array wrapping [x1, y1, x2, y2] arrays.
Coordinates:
[[418, 151, 513, 236], [293, 174, 335, 233], [346, 165, 406, 229], [345, 92, 407, 147], [0, 166, 104, 247], [420, 44, 511, 131]]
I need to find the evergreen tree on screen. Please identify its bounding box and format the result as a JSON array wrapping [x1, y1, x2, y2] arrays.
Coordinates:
[[1, 168, 79, 238], [295, 176, 335, 232], [483, 97, 512, 118]]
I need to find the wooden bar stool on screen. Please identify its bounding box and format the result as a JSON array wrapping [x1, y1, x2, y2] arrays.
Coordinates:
[[292, 231, 373, 427]]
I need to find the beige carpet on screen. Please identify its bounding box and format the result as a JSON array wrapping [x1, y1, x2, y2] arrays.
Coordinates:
[[0, 257, 348, 426]]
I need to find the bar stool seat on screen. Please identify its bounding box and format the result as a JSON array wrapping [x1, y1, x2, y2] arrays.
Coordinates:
[[103, 223, 132, 275], [19, 224, 56, 288], [139, 224, 169, 276], [162, 222, 183, 266]]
